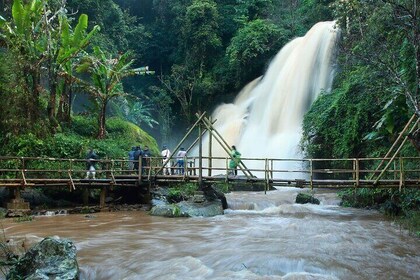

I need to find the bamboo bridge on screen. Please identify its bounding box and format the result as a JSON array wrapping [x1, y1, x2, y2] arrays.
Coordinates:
[[0, 155, 419, 210], [1, 112, 419, 211]]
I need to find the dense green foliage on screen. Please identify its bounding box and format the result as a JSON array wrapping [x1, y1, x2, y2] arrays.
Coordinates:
[[301, 0, 419, 234], [0, 0, 419, 230], [1, 0, 331, 148]]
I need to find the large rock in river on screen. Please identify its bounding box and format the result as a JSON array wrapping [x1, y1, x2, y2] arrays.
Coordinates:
[[7, 237, 79, 280], [150, 200, 224, 217], [150, 185, 226, 217], [295, 192, 320, 205]]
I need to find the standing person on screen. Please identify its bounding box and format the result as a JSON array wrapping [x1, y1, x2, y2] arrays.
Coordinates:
[[85, 148, 98, 179], [128, 146, 136, 170], [161, 145, 171, 175], [133, 146, 143, 172], [229, 145, 241, 176], [142, 146, 152, 174], [175, 147, 187, 174]]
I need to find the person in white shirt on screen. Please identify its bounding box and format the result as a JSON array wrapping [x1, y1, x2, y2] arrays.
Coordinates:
[[175, 147, 187, 174], [161, 145, 171, 175]]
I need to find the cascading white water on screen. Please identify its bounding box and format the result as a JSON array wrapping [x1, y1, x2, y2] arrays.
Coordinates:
[[202, 21, 339, 178]]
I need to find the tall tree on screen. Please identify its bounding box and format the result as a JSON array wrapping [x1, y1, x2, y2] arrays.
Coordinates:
[[76, 47, 153, 139], [0, 0, 98, 131], [331, 0, 420, 146]]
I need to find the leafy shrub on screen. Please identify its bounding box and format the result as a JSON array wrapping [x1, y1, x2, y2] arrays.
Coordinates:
[[167, 183, 199, 202]]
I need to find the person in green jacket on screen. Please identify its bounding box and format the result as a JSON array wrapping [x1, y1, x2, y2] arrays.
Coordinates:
[[229, 145, 241, 176]]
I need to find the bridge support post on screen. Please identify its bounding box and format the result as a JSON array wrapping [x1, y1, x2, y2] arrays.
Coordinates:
[[82, 188, 89, 206], [100, 186, 107, 209], [6, 187, 30, 216]]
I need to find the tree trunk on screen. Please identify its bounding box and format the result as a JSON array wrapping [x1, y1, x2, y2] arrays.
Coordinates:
[[57, 82, 72, 124], [97, 100, 107, 139]]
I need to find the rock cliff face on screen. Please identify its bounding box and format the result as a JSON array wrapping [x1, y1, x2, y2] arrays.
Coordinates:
[[7, 237, 79, 280]]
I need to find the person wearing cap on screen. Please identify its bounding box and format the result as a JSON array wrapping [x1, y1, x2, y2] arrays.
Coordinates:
[[161, 145, 171, 175]]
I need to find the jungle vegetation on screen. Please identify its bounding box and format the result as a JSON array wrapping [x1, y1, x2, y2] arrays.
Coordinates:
[[0, 0, 419, 233]]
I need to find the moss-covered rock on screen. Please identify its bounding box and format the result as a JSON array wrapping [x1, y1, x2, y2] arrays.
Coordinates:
[[7, 237, 79, 280], [295, 193, 320, 205]]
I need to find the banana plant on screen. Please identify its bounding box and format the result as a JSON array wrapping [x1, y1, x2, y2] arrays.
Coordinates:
[[1, 0, 99, 128], [75, 46, 154, 139], [52, 13, 100, 123], [1, 0, 45, 98]]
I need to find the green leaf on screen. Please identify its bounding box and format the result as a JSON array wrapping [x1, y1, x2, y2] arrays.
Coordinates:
[[73, 14, 88, 46], [12, 0, 25, 34]]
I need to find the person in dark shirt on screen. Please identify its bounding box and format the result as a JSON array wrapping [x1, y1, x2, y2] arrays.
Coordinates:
[[142, 146, 152, 174], [133, 146, 143, 172], [85, 149, 98, 179]]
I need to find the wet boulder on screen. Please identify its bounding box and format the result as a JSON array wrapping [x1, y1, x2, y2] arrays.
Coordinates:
[[150, 200, 224, 217], [295, 193, 320, 205], [150, 185, 226, 217], [149, 204, 189, 217], [7, 237, 79, 280]]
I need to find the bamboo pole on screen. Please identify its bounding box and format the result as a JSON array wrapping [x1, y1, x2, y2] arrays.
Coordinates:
[[200, 115, 253, 178], [208, 116, 213, 177], [373, 118, 420, 184], [68, 170, 76, 191], [355, 158, 359, 188], [264, 158, 268, 194], [399, 157, 404, 192], [155, 112, 207, 176], [310, 159, 313, 190], [370, 114, 417, 179], [139, 155, 143, 181], [198, 121, 203, 188]]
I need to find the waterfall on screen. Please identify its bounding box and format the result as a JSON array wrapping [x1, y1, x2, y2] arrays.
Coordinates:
[[200, 21, 339, 178]]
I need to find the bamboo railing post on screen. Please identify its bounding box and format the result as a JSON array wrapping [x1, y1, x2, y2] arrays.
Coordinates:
[[208, 116, 213, 177], [264, 158, 268, 194], [225, 158, 229, 182], [399, 157, 404, 191], [393, 161, 397, 180], [198, 121, 203, 188], [139, 155, 143, 182], [20, 157, 26, 186], [310, 159, 313, 190], [270, 160, 273, 180], [111, 160, 116, 185], [355, 158, 360, 188]]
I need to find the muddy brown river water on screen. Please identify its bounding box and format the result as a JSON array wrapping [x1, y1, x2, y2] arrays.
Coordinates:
[[2, 188, 419, 279]]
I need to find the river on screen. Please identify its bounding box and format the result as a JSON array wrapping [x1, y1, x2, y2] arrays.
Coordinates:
[[2, 188, 419, 279]]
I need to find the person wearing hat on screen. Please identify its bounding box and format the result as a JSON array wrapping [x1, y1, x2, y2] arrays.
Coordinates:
[[161, 145, 171, 175]]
